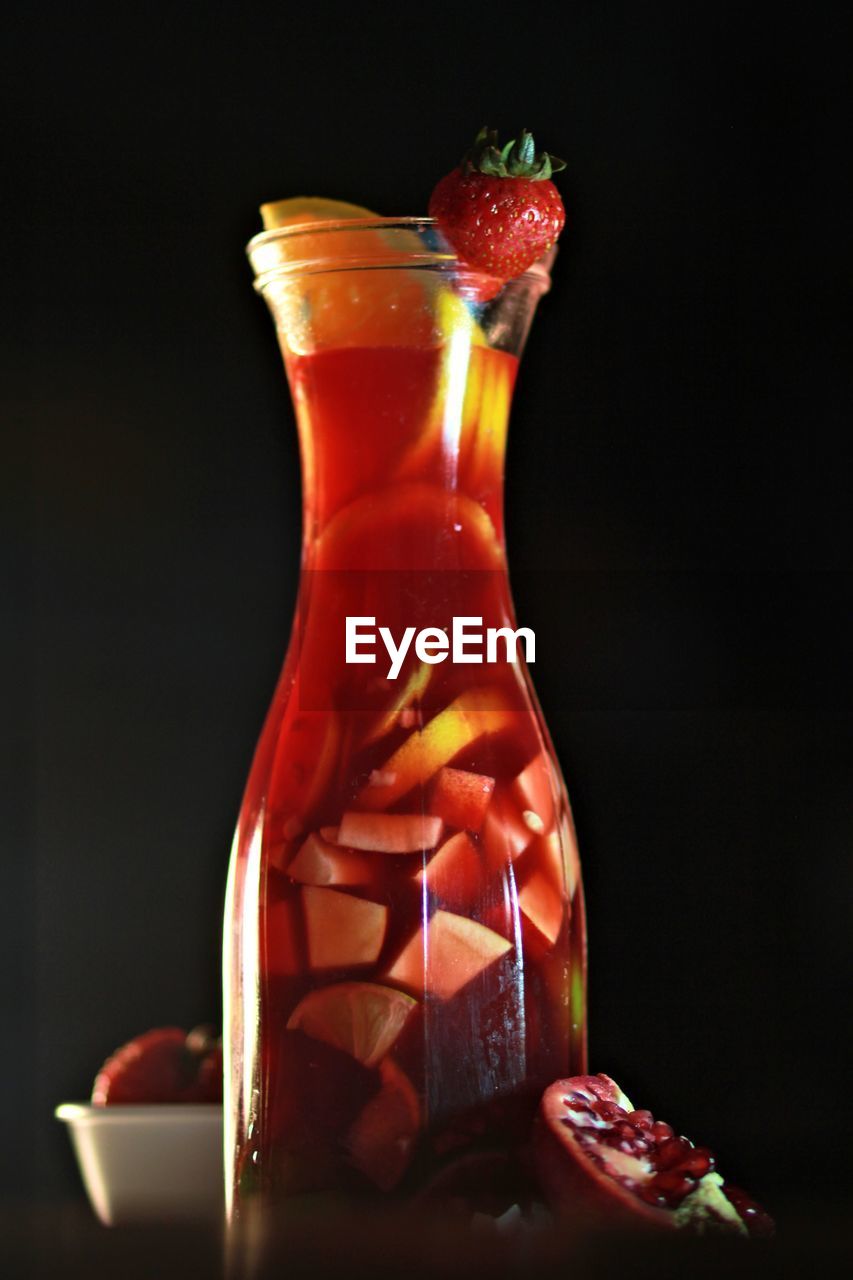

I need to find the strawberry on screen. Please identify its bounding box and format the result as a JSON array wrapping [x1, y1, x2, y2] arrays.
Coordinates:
[[91, 1025, 223, 1105], [429, 127, 566, 284]]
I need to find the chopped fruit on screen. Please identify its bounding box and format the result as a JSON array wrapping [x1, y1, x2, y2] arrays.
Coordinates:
[[537, 817, 581, 899], [481, 788, 533, 872], [536, 1075, 774, 1237], [511, 752, 556, 834], [286, 982, 416, 1068], [459, 349, 516, 498], [259, 196, 376, 231], [345, 1058, 421, 1190], [429, 128, 566, 283], [415, 832, 483, 911], [518, 868, 565, 948], [266, 898, 301, 977], [91, 1027, 222, 1105], [287, 831, 372, 886], [362, 663, 432, 747], [430, 766, 495, 832], [315, 481, 504, 572], [385, 910, 512, 1000], [337, 812, 443, 854], [358, 689, 515, 811], [319, 826, 340, 842], [252, 198, 434, 353], [302, 887, 387, 969]]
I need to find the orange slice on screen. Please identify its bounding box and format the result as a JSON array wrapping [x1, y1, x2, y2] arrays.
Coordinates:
[[252, 197, 432, 353], [357, 688, 515, 811], [259, 196, 377, 231], [286, 981, 416, 1068], [314, 481, 504, 572], [345, 1058, 421, 1190]]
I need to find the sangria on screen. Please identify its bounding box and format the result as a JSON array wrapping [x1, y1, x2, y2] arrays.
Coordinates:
[[225, 215, 586, 1218]]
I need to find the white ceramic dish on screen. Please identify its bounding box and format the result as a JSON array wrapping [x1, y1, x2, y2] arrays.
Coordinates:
[[55, 1103, 224, 1226]]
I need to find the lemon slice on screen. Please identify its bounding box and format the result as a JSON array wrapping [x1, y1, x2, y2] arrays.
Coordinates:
[[260, 195, 377, 231], [287, 982, 416, 1069]]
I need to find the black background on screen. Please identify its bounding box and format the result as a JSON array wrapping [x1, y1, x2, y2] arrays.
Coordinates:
[[4, 0, 852, 1249]]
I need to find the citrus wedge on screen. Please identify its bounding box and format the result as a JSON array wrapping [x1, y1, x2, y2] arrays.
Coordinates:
[[260, 196, 377, 231], [286, 981, 416, 1069]]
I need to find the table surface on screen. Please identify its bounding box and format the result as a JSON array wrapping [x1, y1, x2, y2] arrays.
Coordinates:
[[2, 1197, 851, 1279]]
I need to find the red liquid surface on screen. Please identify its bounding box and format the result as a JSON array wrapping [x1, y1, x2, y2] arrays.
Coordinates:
[[227, 343, 587, 1209]]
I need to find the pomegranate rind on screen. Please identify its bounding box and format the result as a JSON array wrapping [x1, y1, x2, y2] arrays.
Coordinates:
[[286, 982, 416, 1069], [535, 1076, 761, 1237], [535, 1076, 676, 1231]]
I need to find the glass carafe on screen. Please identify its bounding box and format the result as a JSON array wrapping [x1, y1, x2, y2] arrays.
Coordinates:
[[225, 219, 587, 1223]]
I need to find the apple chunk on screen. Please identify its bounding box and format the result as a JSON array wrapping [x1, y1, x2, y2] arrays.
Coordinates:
[[358, 688, 514, 811], [385, 910, 512, 1000], [337, 812, 443, 854], [518, 868, 565, 948], [415, 832, 483, 912], [302, 887, 387, 969], [481, 788, 534, 872], [511, 752, 557, 834], [345, 1058, 421, 1190], [430, 766, 495, 832], [288, 831, 373, 886]]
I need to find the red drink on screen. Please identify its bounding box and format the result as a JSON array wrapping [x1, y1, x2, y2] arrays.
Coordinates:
[[226, 220, 586, 1218]]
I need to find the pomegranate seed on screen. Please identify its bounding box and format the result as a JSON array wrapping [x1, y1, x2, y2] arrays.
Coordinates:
[[595, 1101, 625, 1121], [649, 1169, 696, 1205], [651, 1121, 674, 1143], [637, 1184, 669, 1207], [678, 1148, 715, 1179], [627, 1109, 654, 1130], [656, 1137, 692, 1171]]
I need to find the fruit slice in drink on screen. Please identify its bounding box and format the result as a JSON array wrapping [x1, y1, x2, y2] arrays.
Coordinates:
[[511, 752, 557, 834], [255, 197, 433, 353], [287, 831, 373, 886], [286, 982, 416, 1069], [429, 766, 495, 832], [518, 868, 565, 949], [481, 787, 535, 871], [302, 887, 387, 969], [345, 1058, 421, 1191], [337, 812, 443, 854], [415, 832, 483, 912], [385, 910, 512, 1000], [358, 688, 515, 811]]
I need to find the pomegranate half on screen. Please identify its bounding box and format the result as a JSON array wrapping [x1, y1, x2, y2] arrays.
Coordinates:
[[535, 1075, 773, 1237]]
